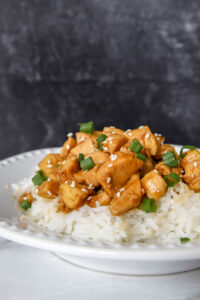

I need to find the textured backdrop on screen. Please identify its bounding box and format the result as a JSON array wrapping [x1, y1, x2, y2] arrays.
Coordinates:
[[0, 0, 200, 159]]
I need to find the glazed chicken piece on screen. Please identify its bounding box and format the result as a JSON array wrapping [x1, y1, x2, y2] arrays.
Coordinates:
[[103, 127, 124, 135], [38, 180, 60, 199], [71, 139, 97, 156], [85, 151, 109, 165], [87, 190, 111, 208], [61, 153, 79, 178], [102, 134, 128, 154], [155, 144, 179, 160], [19, 192, 34, 204], [110, 174, 142, 216], [60, 137, 77, 158], [74, 165, 100, 187], [181, 150, 200, 169], [188, 176, 200, 192], [141, 170, 167, 201], [75, 131, 102, 144], [183, 160, 200, 184], [39, 153, 62, 180], [155, 162, 171, 176], [59, 181, 94, 209], [123, 126, 157, 157], [140, 157, 154, 177], [97, 151, 144, 196]]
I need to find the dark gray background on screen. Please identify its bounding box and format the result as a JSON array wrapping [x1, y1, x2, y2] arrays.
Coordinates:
[[0, 0, 200, 159]]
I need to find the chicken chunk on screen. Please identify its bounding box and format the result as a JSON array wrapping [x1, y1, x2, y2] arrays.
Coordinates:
[[155, 162, 171, 176], [140, 157, 154, 177], [59, 181, 93, 209], [60, 137, 77, 158], [85, 151, 109, 165], [39, 153, 62, 180], [19, 192, 34, 204], [110, 174, 142, 215], [61, 153, 79, 178], [188, 176, 200, 192], [141, 170, 167, 201], [183, 160, 200, 184], [71, 139, 97, 156], [103, 127, 124, 135], [102, 134, 128, 154], [123, 126, 157, 157], [38, 180, 60, 199], [75, 132, 101, 144], [87, 190, 111, 208], [74, 165, 100, 187], [181, 150, 200, 169], [97, 151, 144, 196], [155, 144, 178, 160]]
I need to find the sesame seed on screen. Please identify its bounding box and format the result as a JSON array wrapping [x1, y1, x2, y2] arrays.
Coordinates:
[[47, 178, 51, 182], [107, 137, 114, 140], [87, 196, 92, 201], [102, 140, 107, 144], [83, 170, 88, 173], [104, 147, 108, 151], [126, 129, 131, 132], [112, 131, 116, 134], [79, 137, 85, 142], [23, 197, 27, 200], [81, 188, 88, 193], [62, 160, 66, 165], [107, 177, 111, 184], [120, 187, 125, 192], [142, 188, 145, 193], [88, 184, 94, 189], [66, 144, 70, 150], [108, 163, 113, 167], [128, 132, 133, 136], [47, 191, 52, 195], [67, 132, 73, 137], [47, 160, 51, 163], [47, 164, 53, 168], [110, 154, 117, 161], [70, 181, 75, 187], [139, 125, 144, 129], [154, 169, 158, 173], [110, 141, 113, 144], [116, 192, 120, 198], [110, 126, 116, 128], [64, 181, 68, 184], [145, 133, 150, 139], [194, 162, 198, 167]]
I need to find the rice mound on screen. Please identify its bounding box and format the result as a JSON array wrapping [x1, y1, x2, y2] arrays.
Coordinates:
[[11, 177, 200, 244]]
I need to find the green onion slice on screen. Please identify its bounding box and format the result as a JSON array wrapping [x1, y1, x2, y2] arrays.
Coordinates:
[[98, 144, 103, 151], [180, 237, 190, 244], [162, 150, 178, 168], [179, 145, 196, 159], [32, 170, 48, 186], [129, 139, 143, 153], [96, 134, 107, 145], [141, 198, 157, 213], [20, 200, 31, 210], [164, 172, 180, 188], [78, 153, 84, 163], [80, 157, 95, 171], [79, 121, 94, 134], [137, 153, 147, 161], [56, 164, 60, 169]]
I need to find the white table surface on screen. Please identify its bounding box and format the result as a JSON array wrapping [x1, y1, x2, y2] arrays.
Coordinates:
[[0, 237, 200, 300]]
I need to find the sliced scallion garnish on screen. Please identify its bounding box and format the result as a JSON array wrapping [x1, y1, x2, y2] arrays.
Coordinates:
[[79, 121, 94, 134], [179, 145, 196, 159], [98, 144, 103, 151], [32, 170, 47, 186], [20, 200, 31, 210], [162, 150, 178, 168], [96, 134, 107, 145], [129, 139, 143, 153], [164, 172, 180, 188], [78, 153, 84, 163], [180, 237, 190, 243], [137, 153, 147, 161], [80, 157, 95, 171], [141, 198, 157, 213]]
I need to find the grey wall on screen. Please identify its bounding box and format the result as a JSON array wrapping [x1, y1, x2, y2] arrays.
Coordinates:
[[0, 0, 200, 159]]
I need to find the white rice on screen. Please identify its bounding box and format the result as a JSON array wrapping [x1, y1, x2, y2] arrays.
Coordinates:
[[10, 177, 200, 245]]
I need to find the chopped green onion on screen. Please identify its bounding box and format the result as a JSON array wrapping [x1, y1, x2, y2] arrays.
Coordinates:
[[96, 134, 107, 145], [79, 121, 94, 134], [137, 153, 147, 161], [162, 150, 178, 168], [180, 145, 196, 159], [80, 157, 95, 171], [98, 144, 103, 151], [32, 170, 47, 186], [141, 198, 157, 213], [56, 164, 60, 169], [78, 153, 84, 163], [164, 172, 180, 188], [129, 139, 143, 153], [20, 200, 31, 210], [180, 237, 190, 244]]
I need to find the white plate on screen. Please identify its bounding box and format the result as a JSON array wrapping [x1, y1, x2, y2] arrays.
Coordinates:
[[1, 147, 200, 275]]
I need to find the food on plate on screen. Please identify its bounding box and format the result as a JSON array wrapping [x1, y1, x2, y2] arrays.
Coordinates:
[[11, 122, 200, 244]]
